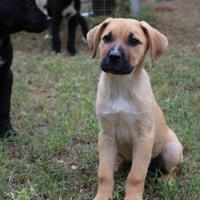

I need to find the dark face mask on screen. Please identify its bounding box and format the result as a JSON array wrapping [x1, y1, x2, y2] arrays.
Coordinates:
[[101, 44, 134, 75]]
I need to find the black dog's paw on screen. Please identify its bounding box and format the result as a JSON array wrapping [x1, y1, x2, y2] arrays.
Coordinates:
[[53, 49, 61, 54], [52, 46, 61, 54], [0, 125, 17, 138], [67, 47, 77, 56]]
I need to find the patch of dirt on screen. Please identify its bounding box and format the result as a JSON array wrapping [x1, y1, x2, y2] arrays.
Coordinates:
[[143, 0, 200, 54], [184, 84, 200, 92]]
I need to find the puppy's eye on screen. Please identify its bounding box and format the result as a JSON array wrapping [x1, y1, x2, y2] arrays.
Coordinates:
[[128, 36, 141, 47], [103, 33, 112, 43]]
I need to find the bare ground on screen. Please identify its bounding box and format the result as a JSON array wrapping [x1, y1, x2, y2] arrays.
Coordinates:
[[144, 0, 200, 54]]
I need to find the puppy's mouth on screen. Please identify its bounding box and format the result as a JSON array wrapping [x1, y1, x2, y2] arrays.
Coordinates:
[[100, 57, 135, 75]]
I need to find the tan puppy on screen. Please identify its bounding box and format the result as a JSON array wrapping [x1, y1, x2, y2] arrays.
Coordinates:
[[87, 18, 183, 200]]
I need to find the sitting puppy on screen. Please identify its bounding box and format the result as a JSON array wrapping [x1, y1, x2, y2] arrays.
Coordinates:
[[46, 0, 88, 55], [0, 0, 49, 137], [87, 18, 183, 200]]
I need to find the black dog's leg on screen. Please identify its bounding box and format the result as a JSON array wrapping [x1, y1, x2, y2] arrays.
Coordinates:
[[0, 70, 13, 136], [52, 16, 62, 53], [0, 36, 14, 137], [77, 14, 88, 39], [67, 15, 78, 56]]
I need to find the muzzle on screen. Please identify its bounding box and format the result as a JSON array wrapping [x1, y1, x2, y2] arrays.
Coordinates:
[[101, 43, 134, 75]]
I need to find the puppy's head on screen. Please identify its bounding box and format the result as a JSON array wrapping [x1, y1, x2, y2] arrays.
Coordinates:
[[87, 18, 168, 75]]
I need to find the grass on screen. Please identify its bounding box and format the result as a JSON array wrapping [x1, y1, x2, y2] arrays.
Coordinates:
[[0, 37, 199, 200], [0, 1, 200, 199]]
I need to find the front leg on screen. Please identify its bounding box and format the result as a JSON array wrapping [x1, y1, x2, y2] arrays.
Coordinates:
[[0, 36, 14, 137], [51, 16, 62, 53], [67, 15, 78, 56], [94, 131, 117, 200], [125, 133, 153, 200]]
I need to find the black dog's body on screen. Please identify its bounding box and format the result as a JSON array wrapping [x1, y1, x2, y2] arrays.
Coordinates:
[[46, 0, 88, 55], [0, 0, 49, 137]]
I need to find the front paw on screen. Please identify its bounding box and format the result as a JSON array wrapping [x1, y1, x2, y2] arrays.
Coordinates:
[[0, 124, 17, 138], [52, 43, 61, 53], [93, 193, 112, 200], [67, 47, 76, 56], [67, 44, 77, 56], [124, 195, 142, 200]]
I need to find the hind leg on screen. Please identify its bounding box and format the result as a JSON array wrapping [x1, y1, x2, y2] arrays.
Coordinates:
[[77, 14, 88, 38], [160, 128, 183, 173]]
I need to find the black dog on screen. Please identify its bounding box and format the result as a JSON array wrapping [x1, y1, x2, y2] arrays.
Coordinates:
[[0, 0, 49, 137], [46, 0, 88, 55]]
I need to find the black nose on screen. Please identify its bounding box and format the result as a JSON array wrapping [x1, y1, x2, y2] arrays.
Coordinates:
[[109, 50, 122, 62]]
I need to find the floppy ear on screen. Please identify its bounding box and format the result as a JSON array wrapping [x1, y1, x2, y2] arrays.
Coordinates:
[[140, 21, 168, 65], [87, 18, 113, 58]]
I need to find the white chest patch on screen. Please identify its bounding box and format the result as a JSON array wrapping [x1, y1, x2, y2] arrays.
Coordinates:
[[98, 97, 138, 115]]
